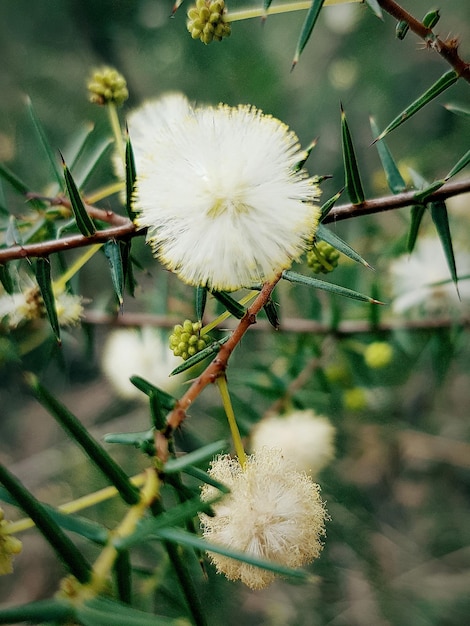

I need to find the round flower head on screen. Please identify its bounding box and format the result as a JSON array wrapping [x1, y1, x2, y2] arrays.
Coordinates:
[[102, 327, 182, 400], [389, 237, 470, 315], [250, 409, 336, 476], [0, 286, 83, 329], [200, 449, 327, 589], [132, 94, 321, 291]]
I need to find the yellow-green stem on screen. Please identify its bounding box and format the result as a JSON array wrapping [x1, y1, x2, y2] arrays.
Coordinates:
[[226, 0, 363, 22], [89, 469, 158, 592], [7, 472, 147, 535], [86, 181, 125, 204], [53, 243, 103, 292], [217, 376, 247, 467], [201, 290, 258, 335], [108, 102, 125, 164]]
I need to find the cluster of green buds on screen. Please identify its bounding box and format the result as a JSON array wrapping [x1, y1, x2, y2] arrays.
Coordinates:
[[307, 241, 340, 274], [0, 507, 22, 575], [187, 0, 231, 44], [169, 320, 212, 361], [364, 341, 393, 369], [87, 67, 129, 106]]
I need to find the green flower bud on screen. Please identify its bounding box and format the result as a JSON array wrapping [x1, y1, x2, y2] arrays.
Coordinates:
[[87, 67, 129, 106], [364, 342, 393, 369], [169, 320, 211, 361], [307, 241, 340, 274], [187, 0, 231, 45], [343, 387, 367, 412]]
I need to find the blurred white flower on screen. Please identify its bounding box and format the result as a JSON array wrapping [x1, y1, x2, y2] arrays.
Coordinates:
[[200, 449, 327, 590], [102, 327, 181, 399], [389, 237, 470, 315], [0, 286, 83, 329], [250, 409, 336, 476], [131, 94, 321, 291]]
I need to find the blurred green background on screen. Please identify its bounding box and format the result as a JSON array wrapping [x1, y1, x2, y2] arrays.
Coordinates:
[[1, 1, 470, 624]]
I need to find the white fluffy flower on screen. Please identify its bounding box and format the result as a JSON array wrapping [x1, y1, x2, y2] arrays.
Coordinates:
[[131, 94, 321, 291], [389, 237, 470, 315], [200, 449, 327, 590], [0, 286, 83, 328], [250, 409, 336, 476], [102, 327, 182, 399]]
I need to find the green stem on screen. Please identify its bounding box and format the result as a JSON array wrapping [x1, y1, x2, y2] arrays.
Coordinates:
[[217, 376, 247, 467], [107, 102, 125, 164], [226, 0, 362, 22]]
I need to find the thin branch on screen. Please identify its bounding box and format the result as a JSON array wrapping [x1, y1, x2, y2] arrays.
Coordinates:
[[155, 275, 282, 463], [83, 310, 470, 334], [377, 0, 470, 83], [1, 179, 469, 263], [323, 179, 470, 223]]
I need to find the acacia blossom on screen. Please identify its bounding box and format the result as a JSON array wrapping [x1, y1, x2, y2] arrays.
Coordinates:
[[200, 449, 327, 589], [131, 94, 321, 291], [250, 409, 336, 476]]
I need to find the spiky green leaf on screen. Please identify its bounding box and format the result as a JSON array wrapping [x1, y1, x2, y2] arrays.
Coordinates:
[[104, 240, 124, 306], [27, 374, 140, 505], [77, 597, 189, 626], [125, 133, 137, 219], [407, 204, 427, 253], [211, 289, 246, 319], [129, 376, 177, 411], [430, 200, 459, 292], [0, 263, 14, 294], [320, 188, 343, 221], [196, 285, 208, 322], [0, 599, 74, 625], [445, 147, 470, 180], [444, 103, 470, 117], [0, 163, 44, 210], [370, 116, 406, 194], [35, 257, 61, 343], [292, 0, 326, 68], [317, 223, 371, 269], [365, 0, 383, 19], [26, 97, 64, 188], [156, 527, 311, 582], [282, 270, 383, 304], [164, 440, 228, 474], [169, 336, 230, 376], [341, 105, 365, 204], [375, 70, 459, 141], [61, 156, 96, 236], [0, 463, 91, 583]]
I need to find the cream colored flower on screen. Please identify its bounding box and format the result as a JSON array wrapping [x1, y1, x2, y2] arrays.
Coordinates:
[[389, 237, 470, 315], [250, 410, 336, 476], [200, 449, 327, 589], [131, 94, 321, 291], [0, 286, 83, 328], [102, 327, 182, 399]]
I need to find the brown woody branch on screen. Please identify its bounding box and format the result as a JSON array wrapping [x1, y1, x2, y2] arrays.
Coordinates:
[[1, 179, 469, 263], [377, 0, 470, 83], [155, 275, 282, 463]]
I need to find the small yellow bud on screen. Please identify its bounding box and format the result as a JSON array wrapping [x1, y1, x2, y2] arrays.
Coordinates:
[[364, 342, 393, 369], [343, 387, 367, 412], [0, 507, 23, 576], [307, 240, 340, 274], [186, 0, 231, 44], [87, 67, 129, 106], [169, 320, 211, 360]]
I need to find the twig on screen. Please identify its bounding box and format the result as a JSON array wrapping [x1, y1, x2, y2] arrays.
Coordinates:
[[155, 275, 282, 463], [377, 0, 470, 83], [2, 179, 469, 263]]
